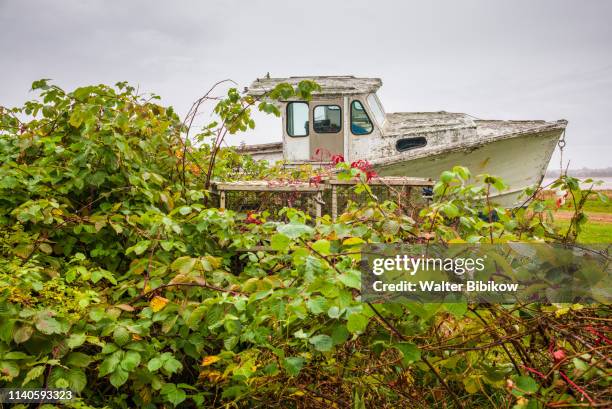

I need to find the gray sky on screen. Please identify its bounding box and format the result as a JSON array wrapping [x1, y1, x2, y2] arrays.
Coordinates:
[[2, 0, 611, 169]]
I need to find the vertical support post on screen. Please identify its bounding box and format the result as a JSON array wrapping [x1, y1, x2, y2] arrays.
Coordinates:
[[343, 96, 349, 161], [219, 191, 226, 209], [315, 191, 322, 218], [331, 184, 338, 222]]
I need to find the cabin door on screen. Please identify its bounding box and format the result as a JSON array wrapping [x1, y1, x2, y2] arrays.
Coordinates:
[[309, 99, 344, 161]]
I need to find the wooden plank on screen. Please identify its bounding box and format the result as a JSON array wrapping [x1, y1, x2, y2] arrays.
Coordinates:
[[211, 177, 432, 191], [219, 191, 226, 209], [326, 177, 433, 186], [331, 185, 338, 222], [212, 182, 325, 193], [315, 192, 322, 218]]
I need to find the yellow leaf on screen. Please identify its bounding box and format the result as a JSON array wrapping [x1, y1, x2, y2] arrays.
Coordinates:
[[201, 355, 221, 366], [199, 369, 223, 383], [115, 303, 135, 312], [150, 296, 169, 312], [168, 274, 191, 285], [343, 237, 365, 246], [555, 307, 570, 318]]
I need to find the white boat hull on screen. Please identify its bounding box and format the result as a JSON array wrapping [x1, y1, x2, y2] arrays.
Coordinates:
[[374, 129, 562, 206]]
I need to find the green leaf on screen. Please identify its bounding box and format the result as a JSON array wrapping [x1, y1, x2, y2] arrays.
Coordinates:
[[109, 368, 129, 388], [147, 357, 162, 372], [34, 312, 63, 335], [442, 203, 459, 218], [120, 351, 141, 372], [395, 342, 421, 364], [66, 368, 87, 393], [277, 222, 314, 239], [99, 351, 122, 377], [0, 360, 19, 379], [346, 313, 368, 334], [65, 352, 92, 368], [3, 351, 29, 360], [101, 343, 119, 354], [127, 240, 151, 255], [463, 375, 481, 394], [440, 171, 456, 184], [444, 302, 468, 317], [311, 239, 330, 255], [66, 332, 87, 349], [161, 383, 187, 406], [306, 296, 329, 315], [0, 319, 15, 343], [327, 306, 342, 319], [513, 376, 538, 396], [171, 256, 196, 274], [270, 233, 291, 251], [309, 334, 333, 352], [163, 357, 183, 374], [89, 307, 106, 322], [178, 206, 192, 215], [113, 326, 130, 347], [331, 325, 349, 345], [338, 269, 361, 289], [22, 365, 46, 386], [382, 220, 400, 235], [283, 357, 305, 376]]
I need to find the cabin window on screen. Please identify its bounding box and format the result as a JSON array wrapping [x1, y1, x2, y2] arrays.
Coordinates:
[[350, 100, 373, 135], [286, 102, 309, 137], [367, 94, 385, 126], [396, 137, 427, 152], [313, 105, 342, 133]]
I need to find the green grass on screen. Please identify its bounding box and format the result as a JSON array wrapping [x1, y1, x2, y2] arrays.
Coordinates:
[[542, 192, 612, 213], [555, 220, 612, 243]]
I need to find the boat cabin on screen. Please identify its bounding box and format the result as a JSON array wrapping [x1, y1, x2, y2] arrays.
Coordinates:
[[246, 76, 389, 164]]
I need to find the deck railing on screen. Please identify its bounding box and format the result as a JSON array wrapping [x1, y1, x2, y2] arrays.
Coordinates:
[[211, 176, 434, 221]]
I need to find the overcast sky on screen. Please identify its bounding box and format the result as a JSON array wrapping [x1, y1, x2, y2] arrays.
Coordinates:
[[2, 0, 611, 169]]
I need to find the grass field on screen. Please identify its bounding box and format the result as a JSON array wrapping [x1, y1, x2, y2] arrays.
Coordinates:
[[543, 190, 612, 243], [555, 220, 612, 243], [541, 189, 612, 213]]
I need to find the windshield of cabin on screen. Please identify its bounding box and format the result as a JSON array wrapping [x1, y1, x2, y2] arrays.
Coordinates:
[[367, 94, 385, 126]]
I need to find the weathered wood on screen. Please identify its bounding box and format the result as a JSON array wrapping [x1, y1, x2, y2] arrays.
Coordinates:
[[325, 176, 434, 186], [212, 177, 433, 193], [212, 177, 434, 218], [247, 76, 382, 97], [331, 185, 338, 222], [212, 181, 325, 193], [219, 191, 226, 209]]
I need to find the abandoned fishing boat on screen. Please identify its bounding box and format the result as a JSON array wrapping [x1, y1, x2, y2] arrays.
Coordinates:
[[240, 76, 567, 205]]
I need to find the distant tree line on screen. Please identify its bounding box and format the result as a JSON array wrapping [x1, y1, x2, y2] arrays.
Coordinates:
[[546, 167, 612, 178]]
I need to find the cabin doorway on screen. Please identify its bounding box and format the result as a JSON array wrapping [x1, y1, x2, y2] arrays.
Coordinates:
[[309, 100, 344, 161]]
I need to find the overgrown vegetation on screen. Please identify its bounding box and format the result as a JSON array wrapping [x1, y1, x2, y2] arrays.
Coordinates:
[[0, 81, 609, 408]]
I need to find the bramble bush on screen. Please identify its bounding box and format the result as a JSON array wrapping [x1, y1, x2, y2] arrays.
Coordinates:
[[0, 81, 609, 408]]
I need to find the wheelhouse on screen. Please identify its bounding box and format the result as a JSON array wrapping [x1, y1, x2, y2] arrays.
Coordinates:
[[247, 76, 386, 164]]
